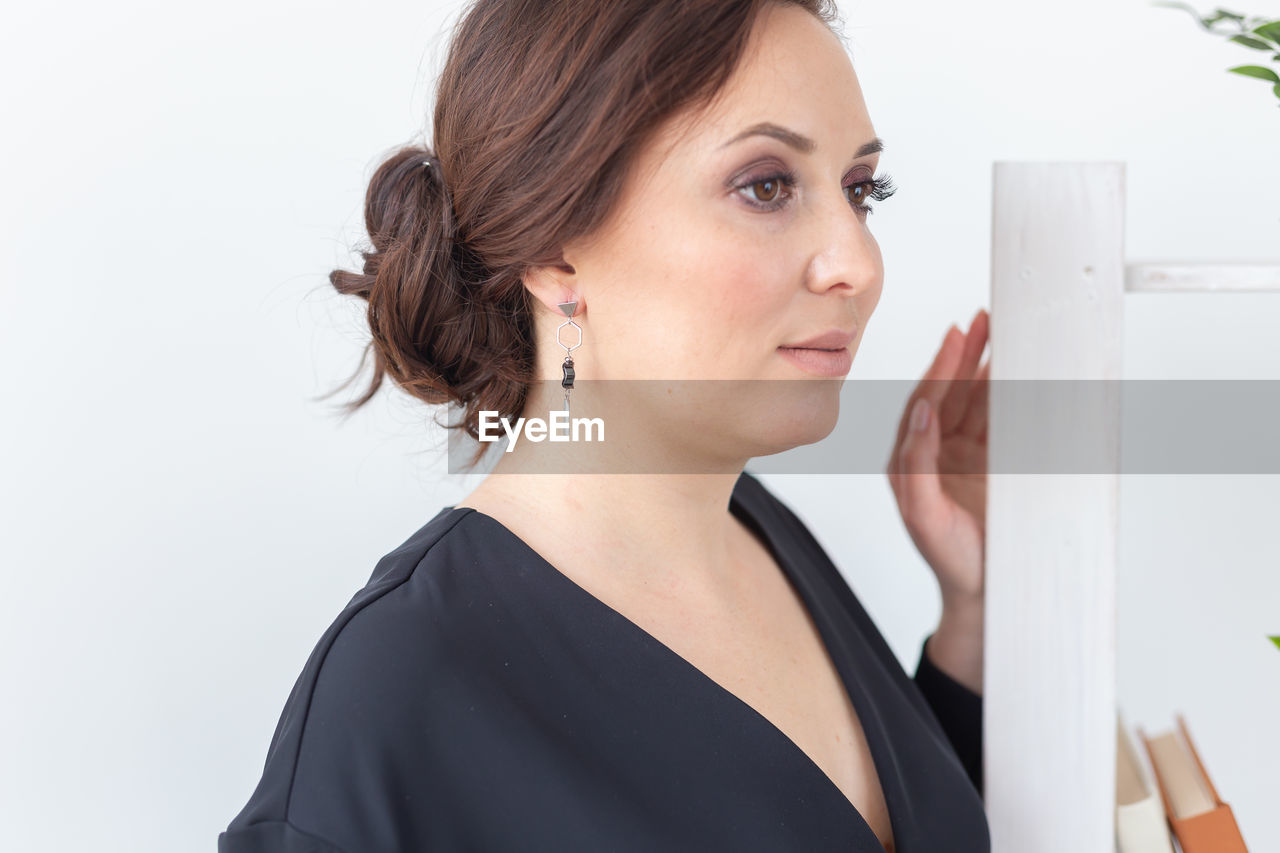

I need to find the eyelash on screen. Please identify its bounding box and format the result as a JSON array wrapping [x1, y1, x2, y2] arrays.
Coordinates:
[[735, 170, 898, 214]]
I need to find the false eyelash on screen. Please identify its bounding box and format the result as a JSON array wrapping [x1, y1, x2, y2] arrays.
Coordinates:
[[864, 173, 897, 207], [845, 172, 898, 215], [738, 170, 898, 214]]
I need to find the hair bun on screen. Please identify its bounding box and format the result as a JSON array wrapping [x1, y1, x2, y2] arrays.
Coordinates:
[[326, 141, 517, 455]]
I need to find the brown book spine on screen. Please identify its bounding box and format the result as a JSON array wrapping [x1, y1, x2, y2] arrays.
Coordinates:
[[1138, 714, 1249, 853]]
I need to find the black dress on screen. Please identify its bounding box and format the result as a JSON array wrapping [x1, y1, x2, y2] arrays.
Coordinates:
[[218, 471, 989, 852]]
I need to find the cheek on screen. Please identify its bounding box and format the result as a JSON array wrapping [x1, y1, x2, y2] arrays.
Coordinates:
[[664, 232, 790, 362], [594, 196, 790, 377], [863, 231, 885, 294]]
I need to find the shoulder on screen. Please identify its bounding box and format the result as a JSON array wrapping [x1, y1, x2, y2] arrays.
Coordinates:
[[302, 505, 487, 698], [221, 506, 502, 838]]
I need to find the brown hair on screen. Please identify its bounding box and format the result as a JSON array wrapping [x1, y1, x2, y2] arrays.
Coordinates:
[[324, 0, 843, 466]]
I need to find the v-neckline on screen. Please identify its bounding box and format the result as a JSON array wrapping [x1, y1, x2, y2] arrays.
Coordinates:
[[448, 480, 901, 852]]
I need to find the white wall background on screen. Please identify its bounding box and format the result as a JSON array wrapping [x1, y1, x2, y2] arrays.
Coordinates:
[[3, 0, 1277, 850]]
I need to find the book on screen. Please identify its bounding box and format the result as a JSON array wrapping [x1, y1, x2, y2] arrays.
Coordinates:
[[1139, 714, 1249, 853], [1116, 712, 1175, 853]]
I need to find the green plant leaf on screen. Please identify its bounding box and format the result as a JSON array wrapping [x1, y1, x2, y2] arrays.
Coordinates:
[[1228, 64, 1280, 82], [1153, 1, 1246, 31], [1274, 82, 1280, 99], [1252, 21, 1280, 44], [1271, 635, 1280, 650], [1151, 1, 1213, 28], [1230, 34, 1273, 49], [1203, 8, 1247, 29]]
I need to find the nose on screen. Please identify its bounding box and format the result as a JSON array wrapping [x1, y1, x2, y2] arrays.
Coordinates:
[[802, 191, 883, 297]]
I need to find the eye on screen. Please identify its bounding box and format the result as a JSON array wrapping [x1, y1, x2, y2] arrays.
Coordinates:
[[851, 174, 898, 213], [735, 170, 898, 215], [735, 169, 797, 209]]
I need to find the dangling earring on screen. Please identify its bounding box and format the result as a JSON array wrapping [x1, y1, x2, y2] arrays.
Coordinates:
[[556, 299, 581, 414]]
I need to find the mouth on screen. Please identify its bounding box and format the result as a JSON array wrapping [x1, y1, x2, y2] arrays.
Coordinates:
[[776, 344, 853, 377], [777, 327, 856, 377], [781, 328, 857, 350]]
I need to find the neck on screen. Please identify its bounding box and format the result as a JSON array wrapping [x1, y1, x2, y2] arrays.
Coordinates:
[[459, 440, 756, 604], [485, 472, 749, 589], [456, 382, 766, 602]]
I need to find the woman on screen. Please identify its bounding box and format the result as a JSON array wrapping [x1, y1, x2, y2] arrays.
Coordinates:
[[219, 0, 992, 850]]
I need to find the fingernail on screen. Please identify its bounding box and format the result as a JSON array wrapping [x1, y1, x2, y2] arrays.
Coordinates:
[[911, 398, 930, 432]]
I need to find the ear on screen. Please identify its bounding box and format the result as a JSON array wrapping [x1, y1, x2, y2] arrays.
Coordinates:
[[523, 255, 584, 319]]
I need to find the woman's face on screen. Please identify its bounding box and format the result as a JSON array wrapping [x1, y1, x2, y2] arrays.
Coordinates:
[[551, 3, 886, 462]]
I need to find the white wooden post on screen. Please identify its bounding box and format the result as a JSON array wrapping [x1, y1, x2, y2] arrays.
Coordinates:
[[985, 162, 1125, 852]]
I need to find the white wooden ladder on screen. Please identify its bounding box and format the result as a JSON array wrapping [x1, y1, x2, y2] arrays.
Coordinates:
[[984, 161, 1280, 852]]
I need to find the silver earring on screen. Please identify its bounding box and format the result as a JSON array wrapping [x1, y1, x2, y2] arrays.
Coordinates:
[[556, 300, 581, 414]]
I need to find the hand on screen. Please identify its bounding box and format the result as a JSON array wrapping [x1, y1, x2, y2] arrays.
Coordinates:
[[885, 309, 990, 611]]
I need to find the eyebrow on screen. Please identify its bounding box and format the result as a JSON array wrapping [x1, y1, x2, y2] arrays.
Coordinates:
[[720, 122, 883, 158]]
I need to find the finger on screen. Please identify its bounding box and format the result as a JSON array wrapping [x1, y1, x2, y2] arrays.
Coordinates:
[[916, 327, 967, 437], [958, 357, 991, 439], [885, 452, 901, 507], [898, 397, 944, 519], [893, 324, 965, 458], [889, 319, 975, 493], [940, 309, 989, 434], [889, 330, 944, 491], [890, 326, 962, 493], [886, 440, 900, 495], [887, 438, 901, 497]]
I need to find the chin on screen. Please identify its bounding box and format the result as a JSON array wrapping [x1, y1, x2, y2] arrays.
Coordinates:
[[732, 378, 843, 457]]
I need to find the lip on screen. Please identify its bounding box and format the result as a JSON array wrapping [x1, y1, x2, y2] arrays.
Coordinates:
[[777, 345, 853, 377], [780, 328, 857, 350], [777, 327, 857, 376]]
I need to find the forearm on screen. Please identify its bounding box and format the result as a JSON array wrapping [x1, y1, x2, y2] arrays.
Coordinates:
[[926, 595, 984, 695]]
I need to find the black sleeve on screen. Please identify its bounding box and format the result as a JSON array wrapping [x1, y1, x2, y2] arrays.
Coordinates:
[[912, 633, 983, 795]]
